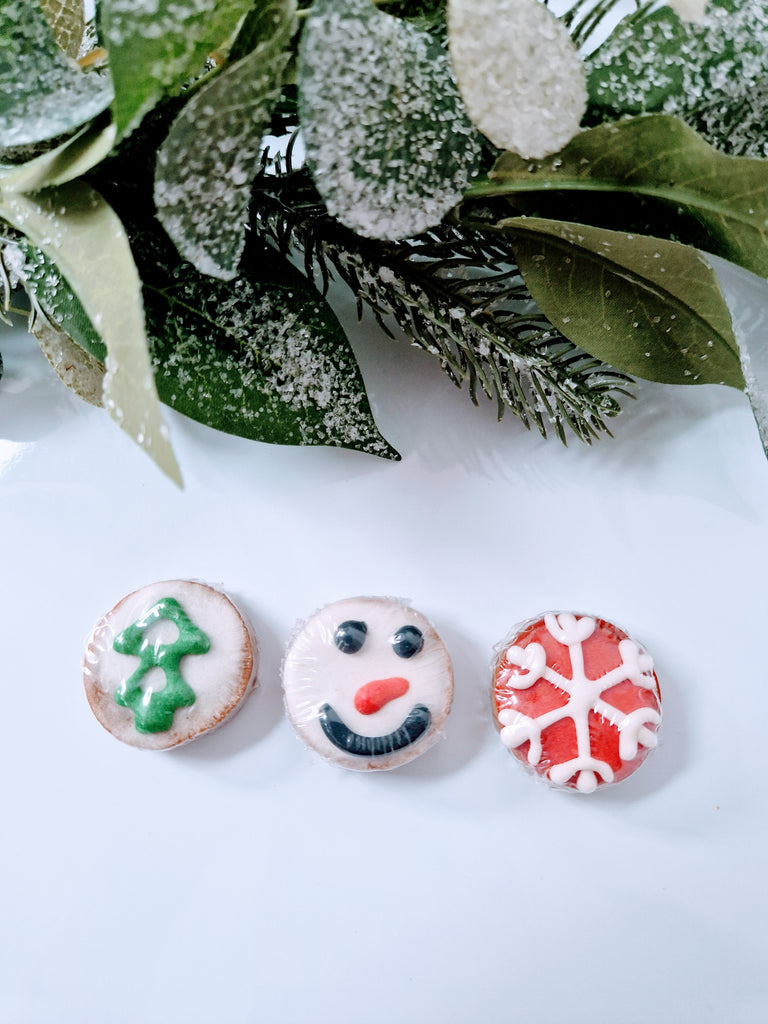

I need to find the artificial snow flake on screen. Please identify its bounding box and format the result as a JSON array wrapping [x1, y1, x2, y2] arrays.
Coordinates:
[[492, 612, 661, 793], [447, 0, 587, 159]]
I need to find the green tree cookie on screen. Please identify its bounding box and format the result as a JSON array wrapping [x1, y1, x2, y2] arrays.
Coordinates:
[[113, 597, 211, 733]]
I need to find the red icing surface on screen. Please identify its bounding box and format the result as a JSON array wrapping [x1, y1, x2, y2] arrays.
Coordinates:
[[492, 614, 661, 791], [354, 677, 410, 715]]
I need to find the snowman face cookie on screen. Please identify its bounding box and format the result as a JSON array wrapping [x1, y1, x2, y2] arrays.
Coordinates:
[[282, 597, 454, 770]]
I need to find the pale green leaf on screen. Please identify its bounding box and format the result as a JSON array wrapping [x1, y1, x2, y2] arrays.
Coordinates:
[[1, 119, 116, 193], [488, 215, 744, 389], [0, 184, 182, 484], [469, 115, 768, 279], [298, 0, 483, 239], [0, 0, 112, 151], [154, 0, 296, 280], [100, 0, 253, 137]]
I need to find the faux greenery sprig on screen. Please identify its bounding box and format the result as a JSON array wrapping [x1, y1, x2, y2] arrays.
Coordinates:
[[2, 0, 768, 483]]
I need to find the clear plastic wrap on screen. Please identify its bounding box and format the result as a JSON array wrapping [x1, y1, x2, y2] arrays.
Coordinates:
[[491, 611, 661, 793], [282, 596, 454, 771], [83, 579, 259, 749]]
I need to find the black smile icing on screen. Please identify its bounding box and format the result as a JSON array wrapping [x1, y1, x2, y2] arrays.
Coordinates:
[[318, 703, 431, 757]]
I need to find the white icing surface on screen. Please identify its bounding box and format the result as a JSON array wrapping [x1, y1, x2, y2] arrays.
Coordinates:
[[83, 579, 258, 749], [282, 596, 453, 770], [496, 612, 661, 792]]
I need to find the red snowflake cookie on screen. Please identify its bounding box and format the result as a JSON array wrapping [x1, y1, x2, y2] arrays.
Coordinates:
[[491, 612, 661, 793]]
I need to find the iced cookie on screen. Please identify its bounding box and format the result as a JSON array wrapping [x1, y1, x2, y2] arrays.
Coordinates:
[[491, 612, 661, 793], [83, 580, 258, 750], [282, 597, 454, 771]]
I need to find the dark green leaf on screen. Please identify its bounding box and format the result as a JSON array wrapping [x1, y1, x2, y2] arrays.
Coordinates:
[[488, 215, 744, 389], [139, 233, 398, 458], [7, 238, 106, 361], [298, 0, 483, 239], [587, 0, 768, 121], [468, 115, 768, 278], [0, 0, 112, 152], [229, 0, 297, 62]]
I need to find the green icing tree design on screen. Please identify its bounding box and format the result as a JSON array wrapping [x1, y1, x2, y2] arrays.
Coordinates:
[[112, 597, 211, 733]]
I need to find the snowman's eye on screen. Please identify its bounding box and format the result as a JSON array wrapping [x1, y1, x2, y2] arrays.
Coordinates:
[[391, 625, 424, 659], [334, 620, 367, 654]]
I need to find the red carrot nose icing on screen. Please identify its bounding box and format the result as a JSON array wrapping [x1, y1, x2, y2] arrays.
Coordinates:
[[354, 677, 410, 715]]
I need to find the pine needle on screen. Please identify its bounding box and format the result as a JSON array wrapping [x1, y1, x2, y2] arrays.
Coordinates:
[[251, 169, 634, 443]]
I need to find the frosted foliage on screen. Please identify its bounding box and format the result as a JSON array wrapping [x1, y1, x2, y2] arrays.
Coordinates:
[[588, 0, 768, 133], [448, 0, 587, 159], [155, 31, 292, 280], [149, 270, 393, 456], [102, 0, 253, 134], [298, 0, 483, 240], [0, 1, 112, 149], [691, 80, 768, 158]]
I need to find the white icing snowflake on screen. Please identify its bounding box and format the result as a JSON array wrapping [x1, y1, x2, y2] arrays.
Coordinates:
[[497, 613, 661, 793]]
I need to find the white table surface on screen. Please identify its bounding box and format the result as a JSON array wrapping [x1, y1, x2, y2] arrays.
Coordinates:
[[1, 264, 767, 1023]]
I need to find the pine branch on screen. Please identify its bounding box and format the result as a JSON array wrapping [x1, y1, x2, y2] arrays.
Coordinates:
[[251, 170, 634, 443]]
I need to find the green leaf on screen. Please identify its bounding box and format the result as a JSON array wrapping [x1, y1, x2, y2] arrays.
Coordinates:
[[486, 215, 744, 389], [468, 115, 768, 279], [141, 238, 399, 458], [0, 0, 112, 152], [0, 183, 182, 484], [298, 0, 483, 240], [99, 0, 253, 137], [154, 0, 296, 280]]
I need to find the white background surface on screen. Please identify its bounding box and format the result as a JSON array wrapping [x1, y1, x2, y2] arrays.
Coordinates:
[[2, 266, 768, 1023]]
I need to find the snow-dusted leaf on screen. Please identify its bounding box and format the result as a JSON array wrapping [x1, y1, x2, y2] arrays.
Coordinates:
[[39, 0, 86, 59], [100, 0, 253, 137], [0, 184, 181, 484], [587, 0, 768, 121], [0, 0, 112, 152], [1, 119, 116, 194], [490, 216, 744, 389], [142, 240, 399, 458], [298, 0, 483, 240], [469, 115, 768, 279], [155, 0, 296, 280], [448, 0, 586, 159], [688, 79, 768, 158], [4, 239, 106, 361]]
